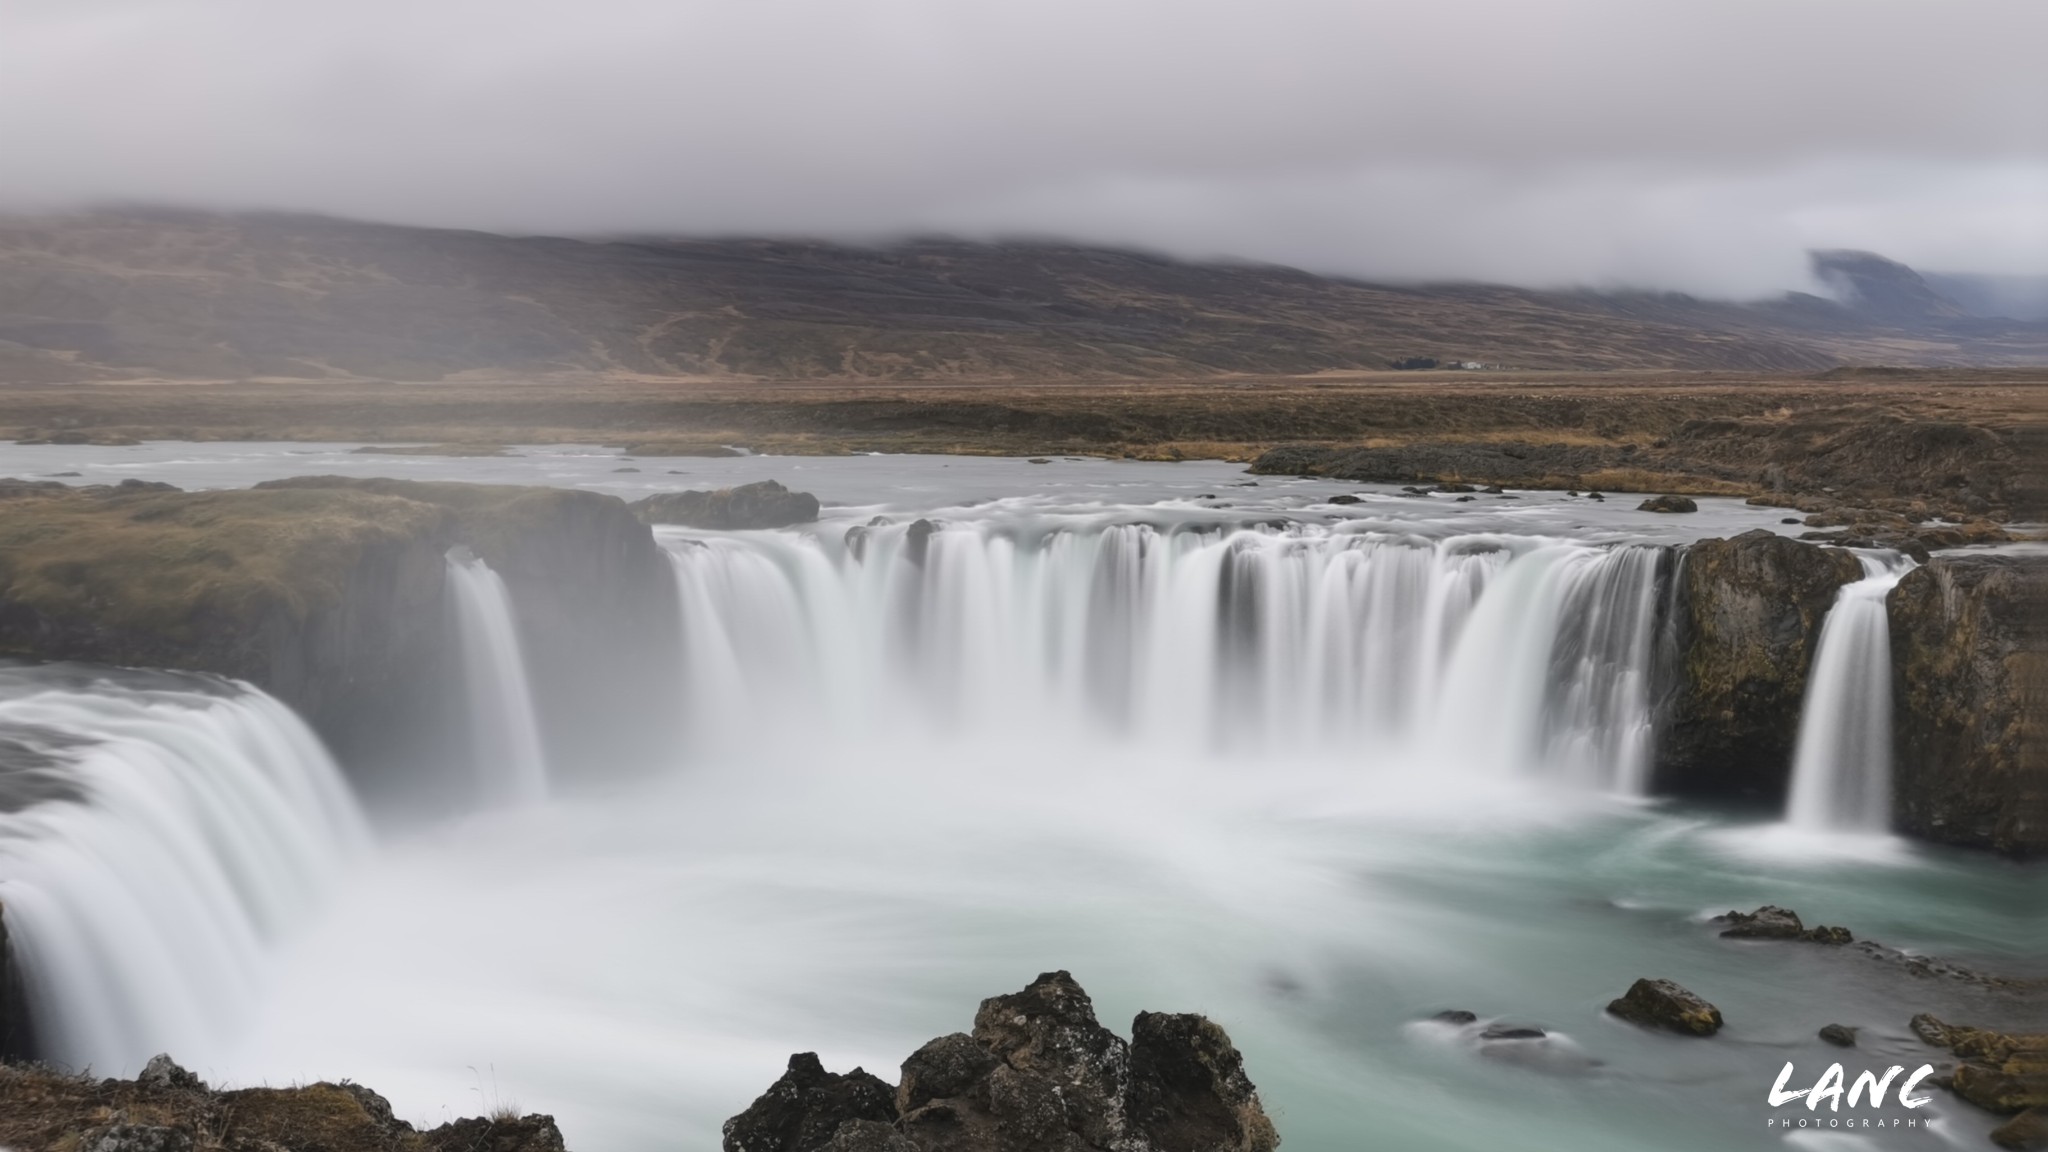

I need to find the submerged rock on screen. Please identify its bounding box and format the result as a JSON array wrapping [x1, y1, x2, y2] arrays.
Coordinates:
[[1887, 555, 2047, 857], [1911, 1015, 2048, 1115], [1638, 495, 1697, 513], [1992, 1108, 2048, 1151], [1605, 978, 1723, 1037], [727, 971, 1279, 1152], [1819, 1024, 1858, 1047], [631, 479, 821, 530], [1716, 906, 1804, 939]]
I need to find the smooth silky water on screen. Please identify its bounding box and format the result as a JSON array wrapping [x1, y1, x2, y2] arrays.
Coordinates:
[[0, 447, 2039, 1151]]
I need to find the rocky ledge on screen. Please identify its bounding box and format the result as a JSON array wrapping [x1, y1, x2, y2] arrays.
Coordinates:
[[0, 1054, 565, 1152], [1888, 555, 2046, 856], [723, 971, 1278, 1152], [0, 475, 681, 792]]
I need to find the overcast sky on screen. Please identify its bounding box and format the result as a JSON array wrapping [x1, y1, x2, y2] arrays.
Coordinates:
[[2, 0, 2042, 297]]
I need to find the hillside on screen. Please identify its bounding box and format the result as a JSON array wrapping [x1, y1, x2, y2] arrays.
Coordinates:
[[0, 210, 2042, 383]]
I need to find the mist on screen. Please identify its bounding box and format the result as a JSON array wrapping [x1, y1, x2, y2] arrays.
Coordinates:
[[2, 0, 2043, 297]]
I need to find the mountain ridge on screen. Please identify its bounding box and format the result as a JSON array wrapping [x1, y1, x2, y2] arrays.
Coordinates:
[[0, 210, 2041, 383]]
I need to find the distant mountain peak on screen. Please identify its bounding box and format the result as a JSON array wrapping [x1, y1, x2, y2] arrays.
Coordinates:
[[1809, 249, 1964, 323]]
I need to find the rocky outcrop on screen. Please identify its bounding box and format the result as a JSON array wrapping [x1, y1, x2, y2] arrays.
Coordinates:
[[1638, 495, 1696, 513], [632, 480, 820, 530], [1605, 979, 1723, 1037], [1887, 555, 2046, 857], [0, 477, 681, 800], [724, 971, 1278, 1152], [1912, 1015, 2048, 1117], [0, 1055, 567, 1152], [1652, 530, 1863, 803], [1713, 906, 1853, 944]]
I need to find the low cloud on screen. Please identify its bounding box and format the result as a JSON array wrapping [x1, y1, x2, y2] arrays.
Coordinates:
[[2, 0, 2042, 296]]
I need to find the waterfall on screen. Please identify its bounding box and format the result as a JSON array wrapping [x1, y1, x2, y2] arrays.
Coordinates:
[[664, 519, 1671, 791], [1785, 555, 1912, 832], [445, 548, 550, 805], [0, 668, 366, 1073]]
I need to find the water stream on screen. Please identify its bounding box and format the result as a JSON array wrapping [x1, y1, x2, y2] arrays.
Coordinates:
[[0, 450, 2033, 1152]]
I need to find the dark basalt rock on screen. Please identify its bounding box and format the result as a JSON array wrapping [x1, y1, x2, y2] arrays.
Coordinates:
[[1713, 906, 1854, 945], [1326, 494, 1361, 505], [1819, 1024, 1858, 1047], [1653, 531, 1864, 803], [423, 1114, 569, 1152], [723, 1053, 897, 1152], [631, 479, 821, 530], [1605, 978, 1723, 1037], [1127, 1011, 1280, 1152], [730, 972, 1279, 1152], [1887, 555, 2046, 857], [1478, 1026, 1546, 1041], [1716, 905, 1804, 939], [1638, 495, 1697, 513], [1430, 1010, 1478, 1026]]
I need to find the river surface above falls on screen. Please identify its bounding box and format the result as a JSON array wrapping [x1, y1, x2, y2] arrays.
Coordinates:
[[0, 445, 2040, 1152]]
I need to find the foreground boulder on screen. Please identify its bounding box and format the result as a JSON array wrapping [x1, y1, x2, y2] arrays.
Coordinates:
[[1605, 978, 1723, 1037], [1887, 555, 2046, 857], [725, 971, 1279, 1152], [1912, 1015, 2048, 1116], [0, 1055, 565, 1152], [632, 480, 820, 529], [1653, 531, 1863, 803]]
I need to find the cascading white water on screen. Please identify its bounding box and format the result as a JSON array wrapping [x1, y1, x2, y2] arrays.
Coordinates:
[[0, 670, 366, 1073], [664, 517, 1671, 791], [445, 548, 550, 806], [1785, 554, 1912, 832]]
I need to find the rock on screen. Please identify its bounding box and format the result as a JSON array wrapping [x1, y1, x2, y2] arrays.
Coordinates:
[[1479, 1026, 1547, 1041], [631, 479, 821, 530], [1482, 485, 1504, 494], [1992, 1108, 2048, 1151], [1605, 978, 1723, 1037], [423, 1114, 570, 1152], [1027, 458, 1051, 465], [1887, 555, 2047, 857], [1653, 531, 1864, 802], [1435, 482, 1476, 493], [1430, 1010, 1478, 1025], [896, 1033, 997, 1115], [1716, 906, 1804, 939], [1327, 494, 1361, 505], [1638, 495, 1697, 513], [967, 970, 1129, 1148], [1126, 1011, 1280, 1152], [730, 972, 1279, 1152], [1819, 1024, 1857, 1047], [1909, 1015, 2048, 1115], [138, 1054, 203, 1091], [821, 1120, 917, 1152], [1802, 925, 1853, 945], [723, 1053, 897, 1152], [903, 519, 938, 566], [85, 1126, 192, 1152]]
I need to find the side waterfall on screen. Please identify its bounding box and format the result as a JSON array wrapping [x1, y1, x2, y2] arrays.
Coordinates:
[[445, 548, 550, 805], [665, 520, 1672, 791], [0, 669, 366, 1073], [1785, 555, 1912, 832]]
